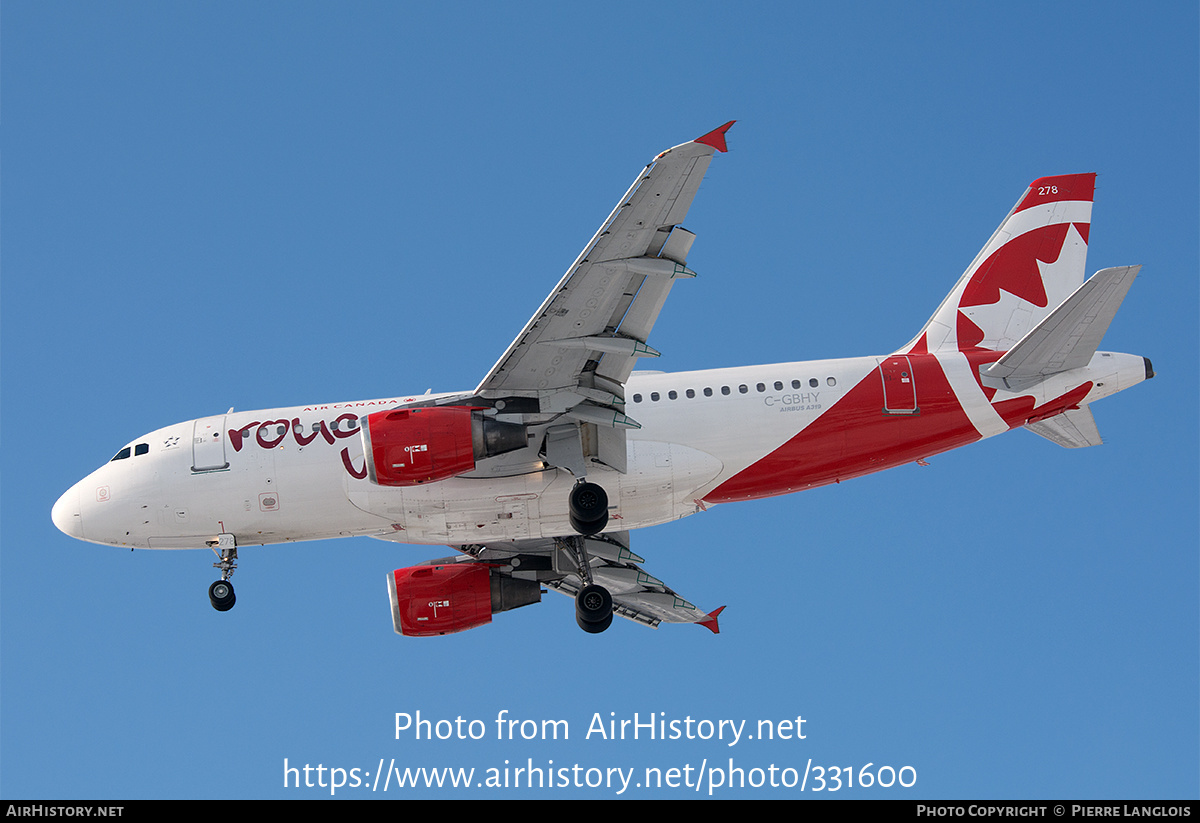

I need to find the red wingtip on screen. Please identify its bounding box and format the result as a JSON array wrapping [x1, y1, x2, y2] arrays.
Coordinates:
[[698, 605, 725, 634], [694, 121, 736, 153]]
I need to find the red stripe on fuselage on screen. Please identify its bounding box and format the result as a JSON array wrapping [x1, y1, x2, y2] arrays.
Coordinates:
[[705, 354, 980, 503]]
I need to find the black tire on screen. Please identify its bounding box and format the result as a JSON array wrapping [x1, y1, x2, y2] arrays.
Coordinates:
[[575, 583, 612, 623], [576, 610, 613, 633], [569, 482, 608, 522], [569, 481, 609, 535], [569, 511, 608, 536], [208, 579, 236, 612]]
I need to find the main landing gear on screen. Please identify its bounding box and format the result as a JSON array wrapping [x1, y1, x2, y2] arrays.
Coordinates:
[[208, 533, 237, 612], [561, 529, 614, 634], [575, 583, 613, 634], [565, 481, 613, 632], [568, 481, 608, 536]]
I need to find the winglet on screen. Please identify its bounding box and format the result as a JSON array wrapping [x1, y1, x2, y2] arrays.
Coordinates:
[[694, 121, 736, 153], [697, 605, 725, 634]]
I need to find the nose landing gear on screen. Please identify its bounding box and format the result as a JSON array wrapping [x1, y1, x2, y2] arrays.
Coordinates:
[[208, 533, 237, 612]]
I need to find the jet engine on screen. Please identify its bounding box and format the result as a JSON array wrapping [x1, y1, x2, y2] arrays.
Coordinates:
[[361, 406, 527, 486], [388, 561, 542, 636]]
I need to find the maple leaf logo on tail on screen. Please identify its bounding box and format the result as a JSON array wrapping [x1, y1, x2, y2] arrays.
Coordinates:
[[907, 173, 1096, 355]]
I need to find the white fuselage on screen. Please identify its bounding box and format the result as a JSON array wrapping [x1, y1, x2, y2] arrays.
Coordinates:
[[51, 350, 1148, 552]]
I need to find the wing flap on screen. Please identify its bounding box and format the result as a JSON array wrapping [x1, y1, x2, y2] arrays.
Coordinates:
[[546, 576, 718, 628], [453, 531, 721, 631]]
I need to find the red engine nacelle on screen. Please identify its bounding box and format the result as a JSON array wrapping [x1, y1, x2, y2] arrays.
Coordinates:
[[361, 406, 526, 486], [388, 561, 541, 637]]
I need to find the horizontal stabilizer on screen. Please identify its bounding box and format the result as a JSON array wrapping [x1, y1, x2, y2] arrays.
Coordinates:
[[1025, 407, 1103, 448], [983, 265, 1140, 388]]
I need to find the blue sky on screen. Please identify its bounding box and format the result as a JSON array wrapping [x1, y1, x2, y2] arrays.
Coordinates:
[[3, 1, 1196, 799]]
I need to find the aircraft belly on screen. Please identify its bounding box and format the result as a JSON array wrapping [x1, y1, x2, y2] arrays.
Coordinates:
[[613, 441, 723, 529], [341, 441, 722, 542], [345, 470, 555, 543]]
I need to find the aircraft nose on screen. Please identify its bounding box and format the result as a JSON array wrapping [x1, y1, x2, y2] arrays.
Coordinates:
[[52, 485, 83, 538]]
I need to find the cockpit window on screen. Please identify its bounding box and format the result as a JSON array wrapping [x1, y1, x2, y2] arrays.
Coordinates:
[[134, 443, 149, 456], [110, 447, 131, 461]]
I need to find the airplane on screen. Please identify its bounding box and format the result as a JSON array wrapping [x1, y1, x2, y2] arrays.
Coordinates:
[[51, 122, 1153, 636]]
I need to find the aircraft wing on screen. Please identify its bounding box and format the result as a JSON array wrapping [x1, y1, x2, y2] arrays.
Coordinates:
[[453, 531, 723, 633], [471, 122, 734, 471]]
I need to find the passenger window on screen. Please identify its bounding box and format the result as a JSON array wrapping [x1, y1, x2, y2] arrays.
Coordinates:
[[739, 385, 748, 394], [756, 383, 765, 392], [686, 389, 695, 399], [792, 380, 801, 389], [651, 392, 660, 401], [774, 381, 783, 391], [721, 386, 730, 396], [633, 394, 642, 403], [827, 377, 837, 386], [110, 447, 131, 461], [668, 390, 677, 400], [134, 443, 149, 456], [809, 378, 819, 388], [703, 388, 713, 397]]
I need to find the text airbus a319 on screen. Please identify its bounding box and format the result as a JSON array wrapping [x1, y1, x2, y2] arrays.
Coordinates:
[[52, 122, 1152, 636]]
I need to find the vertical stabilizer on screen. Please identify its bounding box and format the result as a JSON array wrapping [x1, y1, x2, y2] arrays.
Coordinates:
[[907, 174, 1096, 355]]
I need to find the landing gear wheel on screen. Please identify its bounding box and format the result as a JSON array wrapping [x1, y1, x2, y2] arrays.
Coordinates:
[[576, 610, 613, 633], [208, 579, 236, 612], [569, 482, 608, 536], [575, 583, 612, 633]]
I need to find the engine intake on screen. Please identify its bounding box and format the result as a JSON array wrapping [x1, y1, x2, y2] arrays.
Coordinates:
[[361, 406, 526, 486], [388, 561, 542, 636]]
